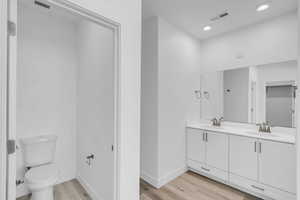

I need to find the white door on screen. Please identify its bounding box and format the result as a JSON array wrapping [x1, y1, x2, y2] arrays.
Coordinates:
[[229, 135, 258, 181], [206, 131, 228, 171], [258, 140, 296, 193], [187, 128, 206, 163], [7, 0, 17, 199]]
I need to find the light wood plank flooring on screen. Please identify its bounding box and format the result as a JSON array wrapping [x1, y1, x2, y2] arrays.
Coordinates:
[[17, 179, 91, 200], [18, 171, 260, 200], [140, 171, 260, 200]]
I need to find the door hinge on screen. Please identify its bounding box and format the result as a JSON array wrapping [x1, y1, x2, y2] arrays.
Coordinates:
[[7, 140, 16, 155], [8, 21, 16, 36]]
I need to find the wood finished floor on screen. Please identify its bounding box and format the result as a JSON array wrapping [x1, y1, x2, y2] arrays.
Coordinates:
[[18, 171, 260, 200], [140, 171, 260, 200], [17, 179, 92, 200]]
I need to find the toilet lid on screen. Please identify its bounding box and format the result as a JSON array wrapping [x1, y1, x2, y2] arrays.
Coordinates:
[[25, 164, 58, 184]]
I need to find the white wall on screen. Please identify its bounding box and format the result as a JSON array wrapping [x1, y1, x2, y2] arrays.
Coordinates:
[[200, 72, 223, 120], [76, 20, 115, 200], [141, 16, 201, 186], [200, 12, 298, 72], [16, 5, 77, 197], [141, 17, 159, 181]]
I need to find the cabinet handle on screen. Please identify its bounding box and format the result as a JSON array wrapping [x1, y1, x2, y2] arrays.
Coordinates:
[[201, 167, 210, 172], [254, 141, 257, 152], [251, 185, 265, 191], [206, 132, 208, 142], [259, 142, 262, 153], [203, 132, 205, 141]]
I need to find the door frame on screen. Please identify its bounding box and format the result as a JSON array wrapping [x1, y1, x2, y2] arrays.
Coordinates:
[[1, 0, 122, 199], [0, 0, 8, 199]]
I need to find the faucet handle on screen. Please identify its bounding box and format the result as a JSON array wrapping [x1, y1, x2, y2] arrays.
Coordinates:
[[265, 121, 272, 133], [211, 118, 217, 126], [256, 123, 263, 132]]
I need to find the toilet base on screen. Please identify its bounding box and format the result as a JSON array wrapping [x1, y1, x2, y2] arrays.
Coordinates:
[[30, 187, 54, 200]]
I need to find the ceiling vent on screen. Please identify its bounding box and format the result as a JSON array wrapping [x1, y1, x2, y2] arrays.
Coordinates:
[[210, 11, 229, 22], [34, 1, 51, 9]]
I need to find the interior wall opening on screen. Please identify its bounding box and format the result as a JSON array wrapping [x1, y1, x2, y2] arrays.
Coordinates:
[[15, 0, 117, 199]]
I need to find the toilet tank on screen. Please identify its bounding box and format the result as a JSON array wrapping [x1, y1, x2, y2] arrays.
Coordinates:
[[21, 135, 57, 167]]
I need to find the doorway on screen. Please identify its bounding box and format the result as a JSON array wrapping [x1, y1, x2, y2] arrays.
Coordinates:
[[4, 0, 121, 199]]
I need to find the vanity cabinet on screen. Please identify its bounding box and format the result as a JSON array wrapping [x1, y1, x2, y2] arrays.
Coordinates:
[[229, 135, 296, 195], [229, 135, 258, 181], [186, 127, 296, 200], [187, 128, 206, 163], [258, 139, 296, 194], [206, 131, 228, 171], [186, 128, 228, 182]]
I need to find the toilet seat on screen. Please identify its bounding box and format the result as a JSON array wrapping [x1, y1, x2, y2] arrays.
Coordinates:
[[25, 164, 58, 190]]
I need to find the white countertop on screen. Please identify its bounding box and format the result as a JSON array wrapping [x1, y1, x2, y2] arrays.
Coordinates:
[[186, 122, 296, 144]]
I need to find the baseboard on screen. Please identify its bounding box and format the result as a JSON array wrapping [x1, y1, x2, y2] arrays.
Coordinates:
[[76, 175, 104, 200], [157, 167, 187, 188], [140, 171, 160, 188], [141, 166, 187, 189]]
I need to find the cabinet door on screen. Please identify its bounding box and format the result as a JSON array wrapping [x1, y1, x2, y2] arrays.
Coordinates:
[[258, 140, 296, 193], [187, 128, 206, 163], [229, 135, 258, 181], [206, 131, 228, 171]]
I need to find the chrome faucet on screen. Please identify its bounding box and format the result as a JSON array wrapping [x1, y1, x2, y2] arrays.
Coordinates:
[[257, 122, 271, 133], [211, 117, 224, 126]]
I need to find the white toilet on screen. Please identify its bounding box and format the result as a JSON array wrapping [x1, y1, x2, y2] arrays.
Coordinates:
[[21, 135, 59, 200]]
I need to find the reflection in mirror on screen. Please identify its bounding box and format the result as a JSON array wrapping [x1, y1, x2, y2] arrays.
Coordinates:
[[200, 60, 297, 128]]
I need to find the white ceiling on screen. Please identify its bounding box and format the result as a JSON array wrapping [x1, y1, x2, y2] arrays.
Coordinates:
[[142, 0, 297, 40]]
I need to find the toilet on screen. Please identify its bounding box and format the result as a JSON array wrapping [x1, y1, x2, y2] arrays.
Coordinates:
[[21, 135, 59, 200]]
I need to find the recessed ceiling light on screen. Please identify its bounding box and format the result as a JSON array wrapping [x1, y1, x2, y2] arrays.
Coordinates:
[[203, 26, 212, 31], [256, 3, 270, 12]]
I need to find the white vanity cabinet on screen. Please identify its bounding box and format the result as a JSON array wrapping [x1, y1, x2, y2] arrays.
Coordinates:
[[229, 135, 258, 181], [258, 139, 296, 194], [186, 128, 206, 163], [186, 127, 296, 200], [186, 128, 228, 182], [206, 131, 228, 171], [229, 135, 296, 200]]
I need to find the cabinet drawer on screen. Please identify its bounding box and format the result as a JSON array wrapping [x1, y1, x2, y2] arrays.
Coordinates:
[[229, 173, 295, 200], [188, 159, 228, 183], [263, 183, 296, 200], [230, 173, 266, 198], [187, 159, 207, 174], [205, 164, 228, 183]]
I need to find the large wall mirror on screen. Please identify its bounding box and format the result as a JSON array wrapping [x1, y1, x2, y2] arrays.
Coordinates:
[[199, 60, 297, 128]]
